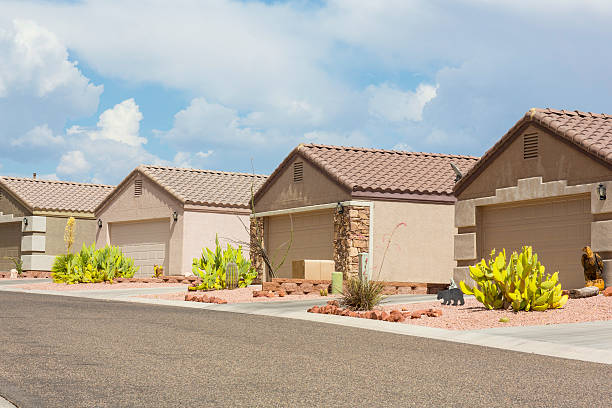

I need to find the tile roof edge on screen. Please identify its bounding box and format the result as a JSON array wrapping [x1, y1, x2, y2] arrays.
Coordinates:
[[453, 107, 612, 195], [0, 177, 34, 212], [302, 143, 480, 160], [0, 176, 114, 189], [139, 164, 268, 178]]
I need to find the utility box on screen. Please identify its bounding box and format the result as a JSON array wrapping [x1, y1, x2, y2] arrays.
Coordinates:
[[292, 260, 335, 280]]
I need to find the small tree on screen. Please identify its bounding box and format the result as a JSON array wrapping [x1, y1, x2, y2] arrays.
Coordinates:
[[64, 217, 76, 254]]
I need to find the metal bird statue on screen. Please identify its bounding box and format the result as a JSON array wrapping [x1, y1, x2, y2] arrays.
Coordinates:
[[581, 246, 604, 282]]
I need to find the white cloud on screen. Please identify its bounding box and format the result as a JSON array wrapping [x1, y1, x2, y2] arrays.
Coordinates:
[[392, 143, 412, 152], [367, 83, 437, 122], [11, 124, 64, 147], [172, 150, 214, 168], [56, 150, 90, 177], [158, 97, 264, 148], [69, 98, 146, 146], [303, 130, 369, 147]]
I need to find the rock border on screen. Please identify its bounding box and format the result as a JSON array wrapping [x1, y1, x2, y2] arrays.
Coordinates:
[[307, 300, 443, 323]]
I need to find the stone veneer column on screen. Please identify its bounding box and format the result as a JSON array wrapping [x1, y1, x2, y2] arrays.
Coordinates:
[[334, 205, 370, 279], [250, 217, 265, 283]]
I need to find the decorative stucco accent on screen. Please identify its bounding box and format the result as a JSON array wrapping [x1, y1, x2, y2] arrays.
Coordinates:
[[454, 233, 477, 261], [591, 220, 612, 252], [22, 216, 46, 233], [22, 254, 55, 271], [21, 235, 45, 253], [334, 205, 370, 279]]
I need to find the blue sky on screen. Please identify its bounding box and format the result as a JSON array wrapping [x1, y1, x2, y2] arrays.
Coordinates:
[[1, 0, 611, 184]]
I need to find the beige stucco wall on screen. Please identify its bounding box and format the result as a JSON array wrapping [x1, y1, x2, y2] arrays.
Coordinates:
[[460, 125, 612, 200], [255, 156, 351, 213], [46, 216, 97, 256], [0, 188, 30, 217], [182, 210, 251, 275], [95, 174, 185, 275], [371, 200, 456, 284]]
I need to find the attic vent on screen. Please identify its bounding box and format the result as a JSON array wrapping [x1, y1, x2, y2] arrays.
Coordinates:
[[0, 189, 3, 200], [293, 162, 304, 183], [523, 133, 539, 159], [134, 179, 143, 196]]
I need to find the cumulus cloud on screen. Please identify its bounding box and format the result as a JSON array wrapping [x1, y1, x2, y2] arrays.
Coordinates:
[[303, 130, 369, 147], [11, 124, 64, 147], [56, 150, 90, 177], [367, 83, 438, 122], [68, 98, 146, 146], [157, 97, 264, 147]]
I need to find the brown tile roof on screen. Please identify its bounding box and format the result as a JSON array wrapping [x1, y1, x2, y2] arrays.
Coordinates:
[[256, 144, 479, 200], [100, 165, 268, 210], [0, 177, 114, 213], [454, 108, 612, 194]]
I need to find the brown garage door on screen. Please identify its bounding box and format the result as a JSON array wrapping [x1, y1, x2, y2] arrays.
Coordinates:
[[110, 220, 169, 277], [266, 210, 334, 278], [479, 195, 591, 289], [0, 223, 21, 272]]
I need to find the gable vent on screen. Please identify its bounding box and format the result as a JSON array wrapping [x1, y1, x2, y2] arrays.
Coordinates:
[[523, 133, 539, 159], [0, 189, 3, 200], [293, 162, 304, 183], [134, 179, 143, 196]]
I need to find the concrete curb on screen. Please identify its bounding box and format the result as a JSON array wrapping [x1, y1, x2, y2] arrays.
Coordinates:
[[2, 286, 610, 365]]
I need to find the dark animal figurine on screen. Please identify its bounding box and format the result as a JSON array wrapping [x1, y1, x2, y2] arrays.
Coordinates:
[[581, 246, 604, 282], [437, 288, 464, 306]]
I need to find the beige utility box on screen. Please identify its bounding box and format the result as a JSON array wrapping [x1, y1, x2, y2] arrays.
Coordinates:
[[292, 260, 335, 280]]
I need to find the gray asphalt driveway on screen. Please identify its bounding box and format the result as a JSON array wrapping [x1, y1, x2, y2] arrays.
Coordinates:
[[0, 292, 610, 407]]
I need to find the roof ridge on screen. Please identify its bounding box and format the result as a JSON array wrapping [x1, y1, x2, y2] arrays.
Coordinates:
[[300, 143, 479, 160], [531, 107, 612, 119], [138, 164, 268, 178], [0, 176, 114, 189]]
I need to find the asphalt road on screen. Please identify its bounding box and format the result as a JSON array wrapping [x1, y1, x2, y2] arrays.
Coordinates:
[[0, 292, 610, 408]]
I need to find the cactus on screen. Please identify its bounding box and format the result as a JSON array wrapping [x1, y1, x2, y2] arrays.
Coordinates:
[[460, 246, 568, 312], [226, 262, 239, 289]]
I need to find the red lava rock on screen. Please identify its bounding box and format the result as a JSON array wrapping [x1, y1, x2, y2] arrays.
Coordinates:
[[411, 310, 425, 319], [381, 311, 389, 321], [278, 290, 286, 297], [266, 291, 275, 298], [309, 306, 320, 313], [327, 300, 340, 307], [426, 309, 443, 317], [604, 287, 612, 297], [341, 309, 350, 316], [348, 311, 358, 318]]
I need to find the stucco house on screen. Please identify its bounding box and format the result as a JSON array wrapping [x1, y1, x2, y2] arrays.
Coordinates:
[[453, 108, 612, 289], [251, 144, 478, 284], [0, 176, 113, 275], [95, 165, 267, 277]]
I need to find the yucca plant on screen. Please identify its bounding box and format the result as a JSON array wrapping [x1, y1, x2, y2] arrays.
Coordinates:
[[340, 276, 385, 311]]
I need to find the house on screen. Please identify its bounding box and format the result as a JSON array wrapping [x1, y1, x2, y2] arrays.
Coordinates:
[[251, 144, 479, 284], [0, 176, 113, 275], [95, 165, 267, 277], [453, 108, 612, 289]]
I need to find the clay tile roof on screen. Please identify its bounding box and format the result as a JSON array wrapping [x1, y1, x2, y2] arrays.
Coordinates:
[[137, 165, 268, 208], [454, 108, 612, 193], [0, 177, 114, 213], [257, 144, 479, 199]]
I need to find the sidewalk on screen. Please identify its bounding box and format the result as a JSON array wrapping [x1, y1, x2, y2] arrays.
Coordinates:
[[2, 282, 610, 365]]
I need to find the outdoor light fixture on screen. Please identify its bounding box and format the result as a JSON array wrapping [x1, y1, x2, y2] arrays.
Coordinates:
[[336, 202, 344, 214], [97, 219, 103, 228], [597, 183, 607, 201], [23, 217, 28, 226], [172, 211, 178, 222]]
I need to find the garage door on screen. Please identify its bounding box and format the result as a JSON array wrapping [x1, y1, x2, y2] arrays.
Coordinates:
[[479, 195, 591, 289], [0, 223, 21, 272], [266, 210, 334, 278], [110, 220, 169, 277]]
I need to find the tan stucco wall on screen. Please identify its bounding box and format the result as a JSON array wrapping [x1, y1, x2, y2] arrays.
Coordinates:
[[46, 216, 97, 256], [371, 201, 455, 284], [95, 174, 185, 275], [460, 125, 612, 200], [182, 211, 251, 275], [0, 188, 30, 217], [255, 156, 351, 212]]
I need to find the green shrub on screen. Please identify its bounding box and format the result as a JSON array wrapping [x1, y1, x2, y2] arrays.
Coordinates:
[[460, 246, 568, 311], [191, 235, 257, 291], [52, 244, 138, 284], [340, 276, 385, 311]]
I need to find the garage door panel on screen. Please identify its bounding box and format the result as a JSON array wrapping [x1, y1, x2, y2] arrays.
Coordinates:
[[480, 196, 591, 290], [267, 210, 334, 278], [0, 223, 21, 272], [110, 221, 169, 277]]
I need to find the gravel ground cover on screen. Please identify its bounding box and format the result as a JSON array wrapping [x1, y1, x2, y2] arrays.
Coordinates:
[[13, 282, 187, 291], [380, 296, 612, 330], [138, 286, 337, 303]]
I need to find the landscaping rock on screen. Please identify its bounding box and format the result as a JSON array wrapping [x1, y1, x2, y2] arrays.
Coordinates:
[[327, 300, 340, 307], [411, 309, 427, 319], [603, 287, 612, 297], [265, 291, 275, 298], [277, 290, 286, 297], [569, 286, 599, 298]]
